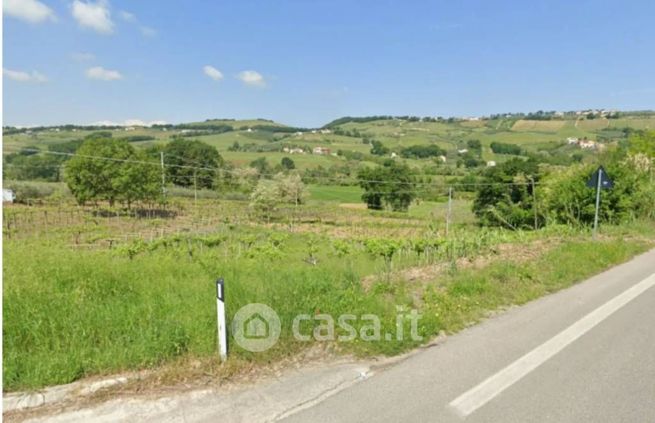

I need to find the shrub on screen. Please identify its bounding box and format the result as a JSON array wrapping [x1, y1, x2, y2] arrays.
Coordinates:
[[473, 158, 544, 229], [491, 142, 522, 155], [370, 140, 390, 156], [4, 181, 57, 203], [540, 152, 655, 225], [400, 144, 446, 159]]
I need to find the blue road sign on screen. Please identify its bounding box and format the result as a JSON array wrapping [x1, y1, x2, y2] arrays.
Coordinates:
[[586, 166, 613, 190]]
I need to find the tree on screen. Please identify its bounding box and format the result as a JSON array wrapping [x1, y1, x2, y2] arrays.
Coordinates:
[[467, 139, 482, 153], [249, 180, 279, 219], [473, 158, 543, 229], [457, 152, 484, 168], [249, 173, 308, 219], [274, 172, 306, 205], [3, 154, 64, 182], [490, 142, 522, 155], [280, 156, 296, 170], [113, 150, 161, 208], [370, 140, 390, 156], [163, 138, 223, 189], [400, 144, 446, 159], [358, 160, 416, 212], [250, 157, 272, 177], [65, 138, 160, 207]]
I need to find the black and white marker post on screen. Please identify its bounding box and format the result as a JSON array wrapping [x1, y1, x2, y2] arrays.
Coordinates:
[[586, 166, 613, 240], [215, 278, 228, 360]]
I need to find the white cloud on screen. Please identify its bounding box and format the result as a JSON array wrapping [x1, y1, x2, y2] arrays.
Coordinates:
[[237, 70, 266, 87], [3, 68, 48, 83], [117, 9, 157, 38], [203, 65, 224, 82], [140, 26, 157, 37], [71, 0, 113, 34], [71, 52, 95, 61], [3, 0, 56, 24], [118, 10, 135, 22], [86, 66, 122, 81]]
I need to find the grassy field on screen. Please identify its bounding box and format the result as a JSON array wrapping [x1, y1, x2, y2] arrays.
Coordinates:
[[223, 151, 336, 169], [3, 195, 654, 391], [308, 184, 363, 203]]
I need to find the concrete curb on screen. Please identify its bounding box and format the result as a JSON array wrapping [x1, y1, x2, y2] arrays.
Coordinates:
[[10, 362, 371, 423], [3, 377, 128, 413]]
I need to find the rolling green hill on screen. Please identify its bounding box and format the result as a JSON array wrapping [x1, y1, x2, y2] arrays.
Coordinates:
[[4, 112, 654, 174]]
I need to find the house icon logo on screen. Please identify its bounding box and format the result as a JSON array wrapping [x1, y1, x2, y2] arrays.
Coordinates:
[[244, 313, 269, 339], [232, 304, 281, 352]]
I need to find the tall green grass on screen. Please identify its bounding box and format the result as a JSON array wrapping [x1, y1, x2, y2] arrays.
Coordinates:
[[3, 234, 408, 390], [3, 222, 653, 391]]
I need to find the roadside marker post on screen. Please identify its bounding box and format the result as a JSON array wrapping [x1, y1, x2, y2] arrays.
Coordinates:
[[586, 166, 613, 240], [216, 278, 228, 360]]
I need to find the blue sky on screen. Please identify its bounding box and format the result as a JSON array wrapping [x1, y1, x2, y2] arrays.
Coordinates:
[[3, 0, 654, 127]]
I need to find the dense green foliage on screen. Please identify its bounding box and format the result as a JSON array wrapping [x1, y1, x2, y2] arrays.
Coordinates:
[[324, 116, 395, 127], [249, 157, 272, 176], [628, 130, 655, 158], [281, 156, 296, 170], [65, 138, 160, 207], [3, 153, 64, 182], [370, 140, 390, 156], [400, 144, 446, 159], [474, 131, 655, 229], [473, 158, 542, 229], [457, 152, 484, 168], [358, 160, 416, 211], [491, 142, 522, 155], [163, 139, 224, 189], [3, 139, 84, 182], [541, 151, 655, 225]]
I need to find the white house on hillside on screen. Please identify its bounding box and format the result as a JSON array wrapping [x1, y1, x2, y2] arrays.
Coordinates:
[[312, 146, 331, 155], [579, 140, 597, 149]]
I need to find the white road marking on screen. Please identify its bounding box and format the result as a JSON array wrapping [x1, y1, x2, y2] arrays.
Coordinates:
[[449, 272, 655, 418]]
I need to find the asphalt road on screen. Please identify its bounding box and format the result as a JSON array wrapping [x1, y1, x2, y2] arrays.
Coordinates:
[[281, 249, 655, 423]]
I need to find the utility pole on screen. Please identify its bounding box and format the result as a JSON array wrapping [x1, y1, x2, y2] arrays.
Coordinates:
[[446, 187, 452, 236], [160, 152, 166, 199], [592, 168, 602, 240]]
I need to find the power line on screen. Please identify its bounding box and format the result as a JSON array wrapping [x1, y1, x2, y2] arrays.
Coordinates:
[[3, 147, 544, 188]]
